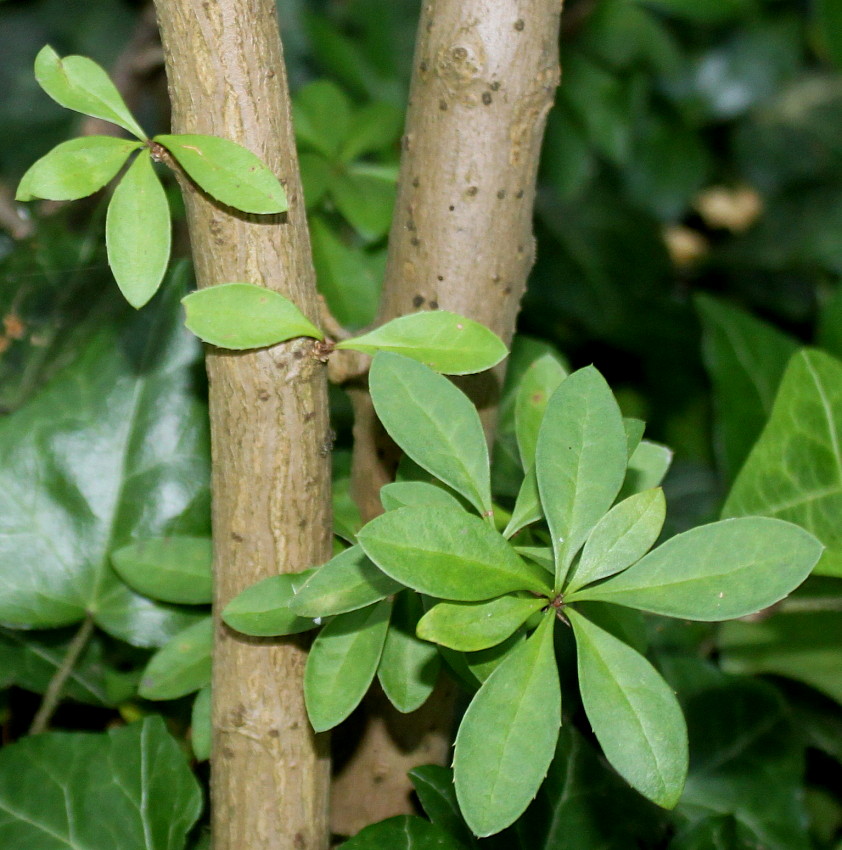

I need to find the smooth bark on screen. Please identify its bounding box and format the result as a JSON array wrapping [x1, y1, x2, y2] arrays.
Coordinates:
[[153, 2, 331, 848]]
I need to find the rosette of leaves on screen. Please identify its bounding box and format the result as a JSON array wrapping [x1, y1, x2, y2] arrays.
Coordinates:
[[223, 352, 823, 838], [16, 46, 288, 309]]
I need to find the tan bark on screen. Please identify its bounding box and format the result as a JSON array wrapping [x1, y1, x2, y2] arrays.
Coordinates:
[[153, 2, 331, 849], [331, 0, 563, 834]]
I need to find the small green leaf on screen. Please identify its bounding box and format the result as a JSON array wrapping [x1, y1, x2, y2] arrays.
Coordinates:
[[379, 481, 463, 512], [502, 464, 543, 538], [16, 136, 142, 202], [304, 600, 392, 732], [568, 517, 823, 620], [222, 570, 318, 637], [331, 168, 395, 241], [566, 489, 666, 594], [377, 591, 440, 713], [290, 545, 403, 618], [34, 45, 147, 140], [293, 80, 352, 159], [417, 596, 546, 651], [339, 815, 466, 850], [536, 366, 628, 586], [369, 353, 492, 515], [624, 417, 646, 457], [106, 150, 171, 308], [465, 631, 526, 683], [191, 685, 212, 761], [515, 353, 567, 468], [182, 282, 322, 349], [340, 101, 404, 161], [409, 765, 477, 849], [454, 613, 560, 837], [154, 133, 287, 214], [139, 617, 212, 700], [620, 439, 673, 499], [568, 608, 687, 808], [299, 153, 333, 209], [358, 506, 552, 601], [111, 536, 212, 604], [514, 546, 554, 572], [338, 312, 507, 375]]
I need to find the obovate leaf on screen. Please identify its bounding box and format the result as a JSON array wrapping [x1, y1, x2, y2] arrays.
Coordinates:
[[191, 685, 212, 761], [340, 815, 466, 850], [182, 282, 323, 349], [304, 599, 392, 732], [357, 505, 551, 601], [106, 150, 171, 308], [139, 617, 212, 700], [338, 312, 507, 375], [290, 545, 403, 617], [417, 595, 546, 651], [369, 353, 492, 515], [536, 366, 628, 586], [0, 716, 202, 849], [16, 136, 142, 202], [568, 608, 687, 809], [514, 353, 567, 468], [0, 271, 211, 646], [568, 517, 822, 620], [111, 536, 212, 604], [454, 613, 560, 837], [221, 569, 318, 637], [34, 45, 147, 140], [379, 481, 463, 512], [566, 489, 666, 594], [155, 133, 287, 214]]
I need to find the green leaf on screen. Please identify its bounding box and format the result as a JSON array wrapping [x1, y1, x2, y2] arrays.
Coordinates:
[[340, 101, 404, 161], [299, 152, 333, 209], [723, 349, 842, 577], [290, 545, 403, 617], [536, 366, 628, 585], [624, 417, 646, 457], [515, 353, 567, 469], [182, 282, 323, 349], [0, 271, 210, 644], [293, 80, 352, 159], [633, 0, 752, 24], [106, 150, 171, 308], [358, 506, 552, 601], [464, 632, 525, 684], [818, 0, 842, 68], [111, 536, 212, 604], [620, 439, 673, 499], [566, 489, 666, 594], [409, 765, 476, 849], [339, 815, 467, 850], [338, 312, 507, 375], [417, 595, 546, 651], [568, 608, 687, 808], [331, 167, 396, 241], [502, 464, 543, 538], [377, 591, 440, 713], [34, 45, 147, 140], [304, 600, 392, 732], [221, 570, 318, 637], [514, 546, 554, 572], [379, 481, 463, 512], [154, 133, 287, 214], [369, 353, 492, 514], [16, 136, 142, 202], [191, 684, 212, 761], [453, 613, 560, 837], [0, 716, 201, 849], [139, 617, 212, 700], [568, 517, 823, 621]]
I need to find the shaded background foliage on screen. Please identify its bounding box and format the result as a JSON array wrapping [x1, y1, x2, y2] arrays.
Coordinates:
[[1, 0, 842, 848]]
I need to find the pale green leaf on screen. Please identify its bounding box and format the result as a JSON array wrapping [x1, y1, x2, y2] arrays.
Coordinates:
[[454, 613, 560, 837], [502, 464, 543, 538], [34, 45, 147, 140], [16, 136, 141, 202], [191, 685, 212, 761], [515, 353, 567, 468], [379, 481, 463, 512], [154, 133, 287, 214], [338, 312, 507, 375], [569, 608, 687, 808], [620, 439, 673, 499], [624, 418, 646, 457], [182, 282, 323, 349], [357, 505, 552, 601], [222, 570, 318, 637], [106, 151, 171, 308], [369, 352, 492, 514], [139, 617, 212, 700]]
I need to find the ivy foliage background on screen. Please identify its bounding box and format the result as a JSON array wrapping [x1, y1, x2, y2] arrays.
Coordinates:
[[1, 0, 842, 848]]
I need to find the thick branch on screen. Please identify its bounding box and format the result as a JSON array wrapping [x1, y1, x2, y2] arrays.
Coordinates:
[[153, 2, 331, 849]]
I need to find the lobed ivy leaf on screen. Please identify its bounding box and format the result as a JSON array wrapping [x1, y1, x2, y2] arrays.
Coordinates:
[[567, 517, 823, 620], [222, 569, 318, 637], [106, 150, 171, 308], [453, 613, 560, 837], [34, 45, 147, 140], [155, 133, 287, 214], [182, 282, 323, 349], [139, 617, 212, 701], [337, 311, 507, 375], [357, 505, 552, 601], [568, 608, 687, 809], [514, 352, 567, 469], [417, 595, 546, 652], [111, 536, 212, 605], [304, 599, 392, 732], [369, 353, 492, 515], [16, 136, 142, 202]]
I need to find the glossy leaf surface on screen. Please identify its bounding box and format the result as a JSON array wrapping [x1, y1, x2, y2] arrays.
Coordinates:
[[139, 617, 212, 700], [221, 570, 318, 637]]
